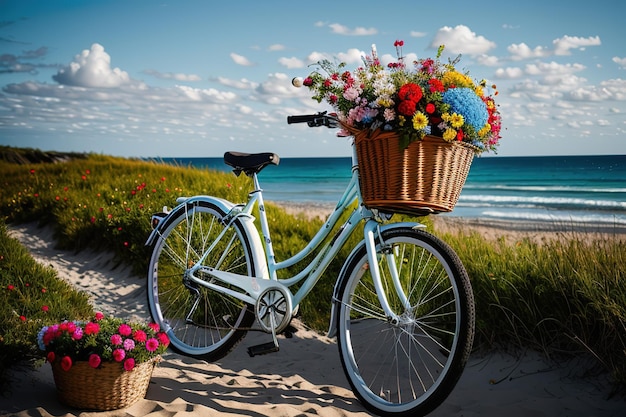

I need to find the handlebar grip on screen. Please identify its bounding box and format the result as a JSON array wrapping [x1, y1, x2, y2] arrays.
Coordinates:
[[287, 114, 317, 124]]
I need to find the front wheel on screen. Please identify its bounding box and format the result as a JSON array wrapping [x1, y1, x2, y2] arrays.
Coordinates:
[[336, 228, 474, 416], [147, 199, 256, 361]]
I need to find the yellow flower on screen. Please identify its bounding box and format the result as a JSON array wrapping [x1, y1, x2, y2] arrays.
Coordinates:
[[441, 71, 474, 88], [377, 97, 394, 107], [449, 113, 464, 128], [478, 124, 491, 137], [475, 86, 484, 97], [443, 128, 457, 142], [412, 112, 428, 130]]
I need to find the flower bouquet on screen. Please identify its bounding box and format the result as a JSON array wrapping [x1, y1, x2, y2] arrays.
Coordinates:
[[38, 312, 170, 410], [301, 41, 502, 213]]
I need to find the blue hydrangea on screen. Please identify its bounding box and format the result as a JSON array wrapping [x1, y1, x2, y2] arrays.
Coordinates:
[[442, 88, 488, 131]]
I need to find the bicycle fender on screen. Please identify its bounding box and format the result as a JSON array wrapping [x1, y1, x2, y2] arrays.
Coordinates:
[[145, 196, 234, 246], [145, 195, 269, 279], [326, 221, 426, 338]]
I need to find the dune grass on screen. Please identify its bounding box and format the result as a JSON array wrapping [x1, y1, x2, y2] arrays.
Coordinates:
[[1, 147, 624, 392]]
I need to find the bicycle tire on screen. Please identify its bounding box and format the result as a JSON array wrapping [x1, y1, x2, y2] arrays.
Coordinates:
[[147, 199, 256, 361], [336, 227, 474, 416]]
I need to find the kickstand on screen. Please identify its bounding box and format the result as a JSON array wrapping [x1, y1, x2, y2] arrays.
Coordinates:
[[247, 309, 280, 357]]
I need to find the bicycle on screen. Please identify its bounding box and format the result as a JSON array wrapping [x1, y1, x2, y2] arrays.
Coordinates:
[[145, 112, 475, 417]]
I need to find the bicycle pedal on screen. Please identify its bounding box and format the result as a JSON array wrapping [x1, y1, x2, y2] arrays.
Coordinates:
[[247, 342, 280, 357]]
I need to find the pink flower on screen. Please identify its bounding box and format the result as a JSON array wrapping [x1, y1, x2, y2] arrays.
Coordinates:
[[112, 348, 126, 362], [148, 322, 160, 332], [84, 322, 100, 335], [110, 334, 123, 345], [146, 338, 159, 352], [71, 328, 83, 340], [94, 312, 105, 321], [133, 330, 147, 343], [123, 338, 135, 351], [123, 358, 135, 371], [118, 324, 132, 337], [46, 352, 56, 363], [88, 354, 101, 368], [61, 356, 73, 371]]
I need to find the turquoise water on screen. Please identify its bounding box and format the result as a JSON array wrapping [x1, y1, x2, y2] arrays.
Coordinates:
[[158, 154, 626, 226]]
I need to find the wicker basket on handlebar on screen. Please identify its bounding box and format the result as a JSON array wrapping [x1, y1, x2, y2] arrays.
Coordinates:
[[346, 125, 477, 214]]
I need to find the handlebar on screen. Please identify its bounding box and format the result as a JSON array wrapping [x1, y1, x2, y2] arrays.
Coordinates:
[[287, 112, 339, 128]]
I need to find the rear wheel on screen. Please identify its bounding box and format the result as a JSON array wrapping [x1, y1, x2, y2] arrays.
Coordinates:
[[336, 228, 474, 416], [147, 200, 256, 361]]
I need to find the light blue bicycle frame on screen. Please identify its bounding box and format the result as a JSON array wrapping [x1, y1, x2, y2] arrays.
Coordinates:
[[175, 144, 425, 333]]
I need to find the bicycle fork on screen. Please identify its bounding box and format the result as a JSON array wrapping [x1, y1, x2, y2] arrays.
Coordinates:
[[362, 221, 407, 325]]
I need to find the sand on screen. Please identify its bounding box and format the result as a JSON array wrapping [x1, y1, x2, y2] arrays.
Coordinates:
[[1, 217, 624, 417]]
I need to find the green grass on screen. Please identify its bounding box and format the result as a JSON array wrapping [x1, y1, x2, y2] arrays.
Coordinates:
[[1, 147, 625, 393]]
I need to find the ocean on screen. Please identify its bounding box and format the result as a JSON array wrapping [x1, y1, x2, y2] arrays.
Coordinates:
[[158, 154, 626, 227]]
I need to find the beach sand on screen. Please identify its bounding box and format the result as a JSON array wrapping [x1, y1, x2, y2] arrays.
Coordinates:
[[2, 215, 624, 417]]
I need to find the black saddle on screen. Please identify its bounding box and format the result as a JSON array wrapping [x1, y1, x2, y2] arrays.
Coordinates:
[[224, 151, 280, 176]]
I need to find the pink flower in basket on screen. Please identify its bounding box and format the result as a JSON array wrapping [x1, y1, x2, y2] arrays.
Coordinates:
[[37, 312, 170, 372]]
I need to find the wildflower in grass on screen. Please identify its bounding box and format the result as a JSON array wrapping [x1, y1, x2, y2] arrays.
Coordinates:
[[41, 305, 49, 312], [7, 284, 14, 291]]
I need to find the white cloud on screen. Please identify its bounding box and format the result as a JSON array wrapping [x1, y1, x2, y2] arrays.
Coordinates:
[[230, 53, 254, 66], [552, 35, 601, 56], [410, 31, 427, 38], [213, 77, 258, 90], [52, 43, 130, 88], [143, 69, 202, 82], [430, 25, 496, 55], [327, 23, 377, 36], [613, 56, 626, 69], [268, 44, 285, 51], [494, 67, 525, 79], [508, 43, 549, 61], [278, 56, 305, 69]]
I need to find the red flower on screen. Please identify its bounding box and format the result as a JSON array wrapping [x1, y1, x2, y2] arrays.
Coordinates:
[[61, 356, 73, 371], [397, 100, 417, 117], [394, 39, 404, 47], [7, 284, 14, 291], [112, 348, 126, 362], [428, 78, 444, 93], [425, 103, 436, 114], [84, 322, 100, 335], [123, 358, 135, 371], [397, 83, 422, 102], [133, 329, 147, 343], [41, 305, 49, 312], [118, 324, 132, 337], [88, 354, 101, 368], [46, 352, 55, 363], [157, 332, 170, 347], [149, 322, 160, 332]]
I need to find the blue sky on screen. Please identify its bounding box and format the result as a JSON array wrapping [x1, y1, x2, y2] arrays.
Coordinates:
[[1, 0, 624, 158]]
